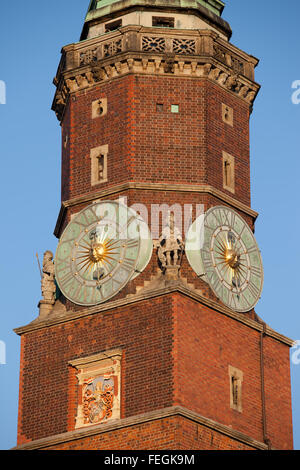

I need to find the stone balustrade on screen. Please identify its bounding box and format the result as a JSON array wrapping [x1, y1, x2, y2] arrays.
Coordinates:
[[52, 25, 259, 121]]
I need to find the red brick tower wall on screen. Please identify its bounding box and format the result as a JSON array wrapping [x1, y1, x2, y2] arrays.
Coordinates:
[[17, 294, 293, 449], [61, 76, 251, 206], [15, 8, 294, 451]]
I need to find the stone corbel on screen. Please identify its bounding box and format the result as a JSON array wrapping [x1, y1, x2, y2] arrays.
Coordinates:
[[226, 75, 238, 91], [56, 91, 65, 104], [209, 67, 221, 80], [154, 59, 161, 73], [164, 53, 175, 74], [65, 78, 78, 93], [106, 65, 114, 78], [202, 63, 212, 76], [75, 75, 85, 87], [62, 84, 68, 97], [234, 82, 243, 94], [178, 61, 185, 73], [91, 64, 103, 82], [115, 62, 122, 75], [238, 85, 249, 98], [246, 90, 257, 104], [191, 61, 198, 75], [142, 58, 148, 71], [218, 72, 228, 85], [85, 71, 94, 84], [127, 58, 134, 71]]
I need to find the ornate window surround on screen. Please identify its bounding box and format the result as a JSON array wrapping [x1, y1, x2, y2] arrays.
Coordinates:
[[69, 349, 122, 429]]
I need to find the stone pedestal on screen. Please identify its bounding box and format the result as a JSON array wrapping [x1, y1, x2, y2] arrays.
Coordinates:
[[38, 300, 54, 319], [165, 265, 180, 281]]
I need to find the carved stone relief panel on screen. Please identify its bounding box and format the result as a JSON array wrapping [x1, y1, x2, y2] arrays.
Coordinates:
[[69, 350, 122, 429]]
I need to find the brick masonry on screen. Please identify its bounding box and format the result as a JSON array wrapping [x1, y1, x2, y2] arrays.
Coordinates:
[[17, 293, 293, 449], [16, 14, 294, 450], [61, 75, 251, 206], [45, 417, 258, 451]]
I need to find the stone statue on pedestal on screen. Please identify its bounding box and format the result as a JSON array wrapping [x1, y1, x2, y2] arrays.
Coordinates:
[[39, 250, 56, 318], [157, 213, 184, 280]]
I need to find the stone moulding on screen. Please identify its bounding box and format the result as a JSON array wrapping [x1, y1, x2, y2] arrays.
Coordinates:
[[12, 405, 269, 451], [52, 26, 260, 122], [14, 283, 294, 349], [53, 182, 259, 240]]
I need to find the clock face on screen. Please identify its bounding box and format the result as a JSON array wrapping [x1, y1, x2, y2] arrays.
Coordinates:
[[55, 201, 152, 306], [186, 206, 264, 313]]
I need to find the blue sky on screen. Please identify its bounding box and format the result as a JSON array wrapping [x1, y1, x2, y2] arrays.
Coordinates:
[[0, 0, 299, 450]]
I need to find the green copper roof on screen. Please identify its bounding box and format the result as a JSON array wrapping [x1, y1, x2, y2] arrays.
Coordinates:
[[84, 0, 225, 23]]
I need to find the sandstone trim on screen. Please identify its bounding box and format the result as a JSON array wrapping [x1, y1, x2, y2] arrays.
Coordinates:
[[14, 284, 294, 348], [68, 349, 123, 368], [229, 366, 243, 413], [222, 151, 235, 194], [70, 349, 122, 430], [54, 181, 259, 238], [52, 26, 260, 122], [13, 405, 269, 451]]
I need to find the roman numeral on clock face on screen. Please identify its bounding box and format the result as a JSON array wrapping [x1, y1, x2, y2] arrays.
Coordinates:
[[250, 266, 261, 277], [54, 201, 154, 306], [125, 239, 139, 249], [59, 270, 74, 287], [223, 210, 232, 227], [194, 206, 264, 313], [247, 281, 260, 299], [119, 258, 136, 272], [245, 245, 258, 255]]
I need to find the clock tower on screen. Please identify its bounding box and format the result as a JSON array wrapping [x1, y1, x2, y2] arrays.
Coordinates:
[[15, 0, 294, 450]]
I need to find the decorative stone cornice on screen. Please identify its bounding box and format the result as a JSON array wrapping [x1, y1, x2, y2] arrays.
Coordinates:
[[54, 181, 259, 239], [68, 349, 123, 369], [52, 26, 260, 121], [12, 405, 269, 450], [14, 282, 294, 348]]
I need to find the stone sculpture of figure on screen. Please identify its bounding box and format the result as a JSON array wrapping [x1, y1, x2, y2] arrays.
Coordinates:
[[157, 213, 184, 272], [41, 250, 56, 304]]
